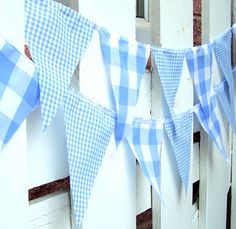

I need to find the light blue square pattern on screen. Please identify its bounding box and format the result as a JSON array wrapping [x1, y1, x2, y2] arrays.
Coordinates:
[[63, 91, 115, 228], [186, 44, 227, 159], [0, 36, 39, 150], [25, 0, 96, 130], [99, 27, 150, 144]]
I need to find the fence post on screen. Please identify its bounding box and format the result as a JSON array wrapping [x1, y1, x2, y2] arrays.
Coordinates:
[[0, 0, 29, 228], [200, 0, 232, 228], [232, 1, 236, 228], [78, 0, 137, 228], [149, 0, 196, 228]]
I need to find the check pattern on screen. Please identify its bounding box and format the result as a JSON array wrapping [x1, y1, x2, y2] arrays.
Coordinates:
[[152, 47, 193, 189], [0, 36, 39, 150], [25, 0, 96, 130], [99, 27, 150, 144], [213, 29, 236, 133], [186, 44, 227, 159], [127, 118, 163, 196], [63, 90, 115, 228]]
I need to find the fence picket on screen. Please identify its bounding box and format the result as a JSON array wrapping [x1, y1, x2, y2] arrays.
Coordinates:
[[232, 1, 236, 228], [0, 0, 28, 228], [200, 0, 232, 228], [150, 0, 196, 229], [78, 1, 137, 228]]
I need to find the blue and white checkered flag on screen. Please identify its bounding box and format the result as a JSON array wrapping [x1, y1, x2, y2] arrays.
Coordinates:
[[152, 47, 193, 189], [165, 112, 193, 190], [186, 44, 227, 159], [213, 29, 236, 134], [63, 90, 115, 228], [25, 0, 96, 130], [152, 47, 185, 115], [99, 27, 150, 144], [127, 118, 163, 197], [0, 36, 39, 150]]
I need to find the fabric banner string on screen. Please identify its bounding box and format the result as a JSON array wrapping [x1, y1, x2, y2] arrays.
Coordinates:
[[0, 0, 236, 228]]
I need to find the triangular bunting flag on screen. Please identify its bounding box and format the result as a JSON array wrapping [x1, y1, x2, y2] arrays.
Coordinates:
[[152, 47, 193, 189], [25, 0, 96, 130], [165, 112, 193, 190], [213, 29, 236, 133], [152, 47, 185, 115], [0, 36, 39, 150], [99, 27, 150, 144], [186, 44, 227, 159], [127, 118, 163, 196], [63, 91, 115, 228]]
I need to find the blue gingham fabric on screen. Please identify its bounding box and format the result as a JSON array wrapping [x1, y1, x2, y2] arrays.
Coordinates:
[[99, 27, 150, 144], [186, 44, 227, 159], [165, 112, 193, 190], [152, 47, 185, 115], [127, 118, 163, 197], [0, 36, 39, 150], [63, 90, 115, 228], [152, 47, 193, 189], [25, 0, 96, 130], [213, 29, 236, 133]]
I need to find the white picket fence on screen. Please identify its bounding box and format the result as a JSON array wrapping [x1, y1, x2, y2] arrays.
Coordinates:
[[0, 0, 236, 228]]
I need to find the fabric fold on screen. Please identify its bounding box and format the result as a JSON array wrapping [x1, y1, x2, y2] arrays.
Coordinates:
[[152, 47, 192, 189], [0, 36, 39, 150], [126, 118, 163, 196], [99, 27, 150, 144], [186, 44, 227, 159], [25, 0, 96, 130], [213, 29, 236, 133], [63, 90, 115, 228]]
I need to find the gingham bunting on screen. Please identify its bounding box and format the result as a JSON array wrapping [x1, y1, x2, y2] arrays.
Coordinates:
[[63, 90, 115, 228], [165, 112, 193, 190], [25, 0, 96, 130], [126, 118, 163, 197], [99, 27, 150, 144], [152, 47, 193, 189], [0, 35, 39, 150], [152, 47, 185, 115], [213, 29, 236, 133], [186, 44, 227, 159]]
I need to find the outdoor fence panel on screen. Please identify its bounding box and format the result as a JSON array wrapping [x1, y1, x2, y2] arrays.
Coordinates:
[[200, 0, 232, 228]]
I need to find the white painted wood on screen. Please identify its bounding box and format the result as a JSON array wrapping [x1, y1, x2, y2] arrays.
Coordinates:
[[79, 0, 140, 226], [136, 18, 151, 44], [79, 0, 135, 40], [192, 143, 200, 183], [200, 1, 232, 228], [136, 163, 151, 215], [136, 72, 152, 216], [150, 1, 197, 229], [0, 1, 29, 228], [27, 108, 69, 189], [29, 191, 72, 228]]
